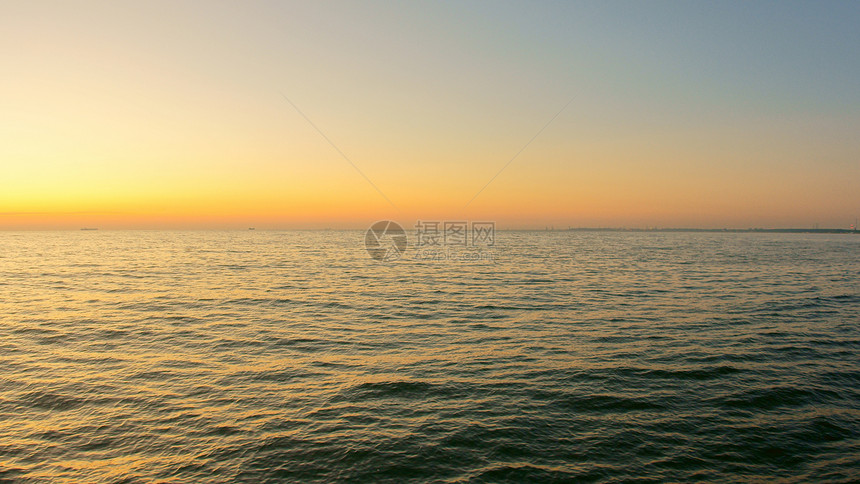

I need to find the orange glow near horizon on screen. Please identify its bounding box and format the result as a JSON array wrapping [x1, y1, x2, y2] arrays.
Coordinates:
[[2, 2, 859, 230], [3, 113, 854, 230]]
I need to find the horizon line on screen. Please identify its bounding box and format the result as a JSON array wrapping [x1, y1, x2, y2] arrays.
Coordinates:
[[0, 226, 857, 233]]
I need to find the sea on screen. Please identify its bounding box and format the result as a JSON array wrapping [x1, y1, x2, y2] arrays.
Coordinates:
[[0, 230, 857, 482]]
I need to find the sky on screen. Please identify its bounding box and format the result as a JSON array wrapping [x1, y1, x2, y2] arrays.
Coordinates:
[[2, 0, 859, 229]]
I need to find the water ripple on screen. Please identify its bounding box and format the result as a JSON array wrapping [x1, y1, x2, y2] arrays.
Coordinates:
[[0, 230, 857, 482]]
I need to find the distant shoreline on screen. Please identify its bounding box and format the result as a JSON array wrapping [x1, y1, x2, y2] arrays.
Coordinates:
[[563, 227, 858, 234], [0, 227, 856, 233]]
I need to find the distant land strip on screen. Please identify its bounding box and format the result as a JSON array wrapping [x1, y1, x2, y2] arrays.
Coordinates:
[[563, 228, 859, 234]]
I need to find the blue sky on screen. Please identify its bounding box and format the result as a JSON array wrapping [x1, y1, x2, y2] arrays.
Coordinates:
[[2, 1, 858, 228]]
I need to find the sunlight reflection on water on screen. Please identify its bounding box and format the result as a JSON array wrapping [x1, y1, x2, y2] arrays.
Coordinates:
[[0, 231, 858, 482]]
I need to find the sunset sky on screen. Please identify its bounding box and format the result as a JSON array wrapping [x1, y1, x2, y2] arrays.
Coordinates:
[[2, 1, 859, 229]]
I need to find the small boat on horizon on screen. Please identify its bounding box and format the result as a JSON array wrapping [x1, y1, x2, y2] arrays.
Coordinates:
[[80, 228, 98, 231]]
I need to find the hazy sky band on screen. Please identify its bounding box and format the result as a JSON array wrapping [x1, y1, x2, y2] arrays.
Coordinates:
[[2, 1, 858, 228]]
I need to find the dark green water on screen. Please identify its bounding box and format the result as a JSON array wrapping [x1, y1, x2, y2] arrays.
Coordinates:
[[0, 231, 857, 482]]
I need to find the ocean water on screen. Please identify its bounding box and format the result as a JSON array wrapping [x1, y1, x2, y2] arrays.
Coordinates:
[[0, 230, 858, 483]]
